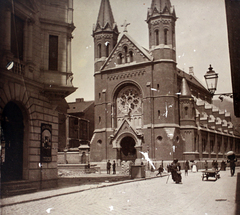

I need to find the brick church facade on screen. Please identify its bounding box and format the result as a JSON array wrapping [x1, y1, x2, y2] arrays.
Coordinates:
[[90, 0, 240, 163]]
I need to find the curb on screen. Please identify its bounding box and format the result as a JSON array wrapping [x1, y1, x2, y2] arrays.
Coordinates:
[[0, 174, 168, 208]]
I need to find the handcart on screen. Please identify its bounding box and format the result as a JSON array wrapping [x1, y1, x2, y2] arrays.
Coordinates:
[[202, 170, 220, 181]]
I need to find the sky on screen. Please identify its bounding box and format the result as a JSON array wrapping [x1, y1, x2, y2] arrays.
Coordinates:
[[66, 0, 232, 103]]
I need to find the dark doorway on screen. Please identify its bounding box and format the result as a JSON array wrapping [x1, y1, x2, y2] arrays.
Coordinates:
[[1, 102, 24, 182], [120, 136, 137, 162]]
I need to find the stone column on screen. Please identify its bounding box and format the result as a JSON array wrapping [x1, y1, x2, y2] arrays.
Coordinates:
[[207, 132, 210, 158], [198, 129, 202, 159], [135, 145, 142, 165], [214, 133, 218, 159], [66, 116, 70, 149]]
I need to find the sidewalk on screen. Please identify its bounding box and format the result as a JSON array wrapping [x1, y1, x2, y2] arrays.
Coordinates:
[[0, 170, 168, 208]]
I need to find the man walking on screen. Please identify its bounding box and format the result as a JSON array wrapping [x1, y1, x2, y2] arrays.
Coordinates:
[[107, 160, 111, 174]]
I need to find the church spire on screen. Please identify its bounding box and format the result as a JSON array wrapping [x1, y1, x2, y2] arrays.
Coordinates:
[[149, 0, 172, 15], [92, 0, 119, 72], [146, 0, 177, 60], [93, 0, 118, 33], [180, 77, 192, 97]]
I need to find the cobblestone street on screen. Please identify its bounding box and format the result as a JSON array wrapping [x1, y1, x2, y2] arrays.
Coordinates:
[[1, 168, 239, 215]]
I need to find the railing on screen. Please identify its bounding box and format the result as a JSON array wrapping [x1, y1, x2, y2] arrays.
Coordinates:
[[12, 61, 25, 75]]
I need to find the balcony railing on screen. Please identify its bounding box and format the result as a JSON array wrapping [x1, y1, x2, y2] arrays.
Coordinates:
[[12, 61, 25, 75]]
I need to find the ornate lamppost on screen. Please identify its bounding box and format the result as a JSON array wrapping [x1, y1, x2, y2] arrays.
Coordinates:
[[204, 65, 233, 101]]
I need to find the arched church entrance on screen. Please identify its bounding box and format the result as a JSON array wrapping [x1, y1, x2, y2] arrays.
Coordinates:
[[1, 101, 24, 182], [120, 136, 137, 162]]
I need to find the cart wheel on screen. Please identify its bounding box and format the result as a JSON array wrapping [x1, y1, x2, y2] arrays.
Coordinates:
[[215, 175, 218, 180], [206, 176, 208, 181], [202, 175, 204, 181]]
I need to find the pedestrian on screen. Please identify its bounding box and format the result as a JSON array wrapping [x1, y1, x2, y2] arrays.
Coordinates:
[[184, 160, 189, 176], [107, 160, 111, 174], [170, 158, 182, 183], [221, 160, 226, 171], [212, 160, 216, 170], [227, 157, 237, 176], [156, 164, 164, 176], [191, 161, 197, 173], [112, 160, 116, 174], [204, 160, 208, 171], [215, 160, 219, 171]]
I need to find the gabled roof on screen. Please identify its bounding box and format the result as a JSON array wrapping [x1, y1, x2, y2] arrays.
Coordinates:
[[101, 33, 153, 71], [177, 69, 210, 94], [112, 119, 139, 140], [67, 100, 94, 114]]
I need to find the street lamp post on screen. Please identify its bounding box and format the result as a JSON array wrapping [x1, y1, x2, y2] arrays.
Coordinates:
[[204, 65, 218, 95], [204, 65, 233, 100]]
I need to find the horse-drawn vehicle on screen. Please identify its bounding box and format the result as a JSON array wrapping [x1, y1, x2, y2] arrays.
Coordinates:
[[202, 169, 220, 181]]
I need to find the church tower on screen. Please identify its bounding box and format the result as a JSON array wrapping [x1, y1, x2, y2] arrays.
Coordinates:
[[92, 0, 119, 72], [146, 0, 176, 60]]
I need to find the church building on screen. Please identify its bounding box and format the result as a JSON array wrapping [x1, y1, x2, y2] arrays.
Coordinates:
[[90, 0, 240, 164]]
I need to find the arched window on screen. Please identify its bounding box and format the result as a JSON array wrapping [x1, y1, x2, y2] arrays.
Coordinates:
[[118, 53, 122, 64], [155, 30, 159, 46], [106, 42, 109, 57], [124, 46, 128, 63], [97, 44, 101, 58], [184, 106, 188, 117], [129, 51, 133, 62], [164, 29, 168, 45]]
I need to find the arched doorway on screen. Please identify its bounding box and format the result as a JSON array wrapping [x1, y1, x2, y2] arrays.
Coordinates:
[[1, 102, 24, 182], [120, 136, 137, 162]]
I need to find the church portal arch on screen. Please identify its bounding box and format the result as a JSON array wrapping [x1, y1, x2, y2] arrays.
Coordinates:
[[120, 136, 137, 162]]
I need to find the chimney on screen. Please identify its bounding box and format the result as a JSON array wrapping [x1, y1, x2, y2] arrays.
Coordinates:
[[76, 98, 84, 103], [189, 67, 194, 75]]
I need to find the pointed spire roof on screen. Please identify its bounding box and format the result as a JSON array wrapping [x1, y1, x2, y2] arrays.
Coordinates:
[[181, 77, 192, 96], [147, 0, 176, 20], [96, 0, 115, 29], [151, 0, 171, 13]]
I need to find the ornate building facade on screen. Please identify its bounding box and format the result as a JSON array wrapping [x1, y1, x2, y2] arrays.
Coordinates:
[[90, 0, 240, 164], [0, 0, 76, 193]]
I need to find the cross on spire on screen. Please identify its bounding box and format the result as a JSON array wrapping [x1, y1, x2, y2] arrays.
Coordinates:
[[121, 20, 130, 32]]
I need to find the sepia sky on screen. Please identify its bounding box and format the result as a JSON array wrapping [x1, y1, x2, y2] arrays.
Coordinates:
[[66, 0, 232, 102]]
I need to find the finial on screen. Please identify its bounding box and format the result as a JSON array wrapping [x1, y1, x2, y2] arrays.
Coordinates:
[[121, 20, 130, 33]]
